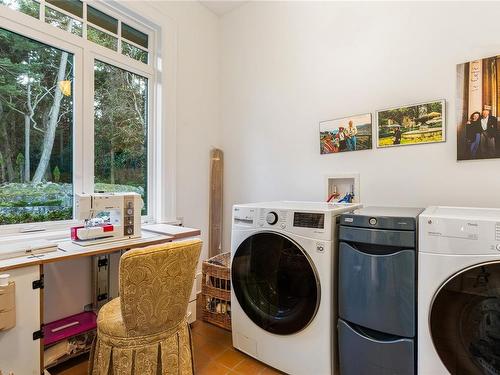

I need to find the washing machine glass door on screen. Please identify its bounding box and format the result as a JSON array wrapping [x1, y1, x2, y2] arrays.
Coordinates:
[[232, 232, 320, 335], [430, 261, 500, 375]]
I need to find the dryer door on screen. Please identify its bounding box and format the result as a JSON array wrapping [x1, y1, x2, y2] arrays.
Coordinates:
[[430, 261, 500, 375], [232, 231, 320, 335]]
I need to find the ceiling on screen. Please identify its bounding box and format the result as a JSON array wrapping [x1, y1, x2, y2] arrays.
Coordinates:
[[199, 1, 248, 16]]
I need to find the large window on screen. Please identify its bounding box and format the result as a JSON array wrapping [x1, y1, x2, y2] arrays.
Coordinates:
[[0, 28, 73, 225], [0, 0, 157, 229]]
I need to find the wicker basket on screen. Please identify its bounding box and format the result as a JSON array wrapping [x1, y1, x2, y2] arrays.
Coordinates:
[[201, 252, 231, 331]]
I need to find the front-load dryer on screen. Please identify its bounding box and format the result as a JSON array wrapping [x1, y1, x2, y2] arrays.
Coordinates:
[[231, 201, 361, 375], [419, 206, 500, 375]]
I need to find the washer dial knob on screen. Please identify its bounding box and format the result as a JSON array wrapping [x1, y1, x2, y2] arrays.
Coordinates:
[[266, 211, 278, 225]]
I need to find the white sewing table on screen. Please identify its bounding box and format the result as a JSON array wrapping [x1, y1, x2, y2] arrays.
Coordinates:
[[0, 225, 200, 375]]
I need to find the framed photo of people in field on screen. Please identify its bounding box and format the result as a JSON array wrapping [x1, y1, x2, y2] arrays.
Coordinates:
[[457, 56, 500, 160], [319, 113, 372, 154], [376, 100, 446, 148]]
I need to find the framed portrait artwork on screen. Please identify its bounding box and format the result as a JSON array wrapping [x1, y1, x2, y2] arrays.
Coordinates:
[[457, 56, 500, 160]]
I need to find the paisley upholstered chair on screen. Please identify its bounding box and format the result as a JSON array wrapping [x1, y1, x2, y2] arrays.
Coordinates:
[[89, 239, 202, 375]]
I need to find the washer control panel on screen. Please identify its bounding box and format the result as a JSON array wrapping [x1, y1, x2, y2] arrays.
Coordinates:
[[232, 203, 362, 242], [420, 213, 500, 255], [293, 212, 325, 229], [234, 206, 330, 237]]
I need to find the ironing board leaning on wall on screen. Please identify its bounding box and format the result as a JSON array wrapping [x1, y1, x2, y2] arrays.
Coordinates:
[[209, 148, 223, 258]]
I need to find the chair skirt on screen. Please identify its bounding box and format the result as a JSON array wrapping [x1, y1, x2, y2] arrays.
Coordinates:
[[88, 317, 194, 375]]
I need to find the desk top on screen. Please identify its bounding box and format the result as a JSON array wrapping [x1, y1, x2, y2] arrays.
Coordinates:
[[142, 223, 202, 239], [0, 225, 200, 272]]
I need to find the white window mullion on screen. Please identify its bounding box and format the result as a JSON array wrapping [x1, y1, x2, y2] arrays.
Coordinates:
[[146, 69, 155, 223], [82, 2, 87, 39], [73, 47, 85, 199], [117, 20, 122, 55], [82, 52, 95, 195], [39, 0, 45, 22]]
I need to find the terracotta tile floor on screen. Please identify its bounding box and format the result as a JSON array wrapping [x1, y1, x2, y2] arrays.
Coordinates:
[[192, 295, 283, 375], [191, 319, 283, 375]]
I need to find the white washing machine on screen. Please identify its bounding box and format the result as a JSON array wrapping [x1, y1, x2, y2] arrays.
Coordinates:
[[418, 206, 500, 375], [231, 201, 361, 375]]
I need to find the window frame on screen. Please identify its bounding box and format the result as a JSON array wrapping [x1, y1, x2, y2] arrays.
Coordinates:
[[0, 1, 160, 235]]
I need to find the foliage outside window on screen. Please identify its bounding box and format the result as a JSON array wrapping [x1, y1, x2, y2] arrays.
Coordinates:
[[94, 61, 148, 215], [87, 26, 117, 51], [0, 0, 39, 18], [122, 41, 147, 64], [45, 7, 83, 37], [0, 28, 73, 225]]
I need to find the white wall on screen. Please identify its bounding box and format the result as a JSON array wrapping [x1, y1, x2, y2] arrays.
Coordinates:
[[220, 1, 500, 250], [124, 0, 221, 263]]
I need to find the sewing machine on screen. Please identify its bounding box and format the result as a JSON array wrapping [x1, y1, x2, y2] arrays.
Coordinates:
[[71, 192, 143, 246]]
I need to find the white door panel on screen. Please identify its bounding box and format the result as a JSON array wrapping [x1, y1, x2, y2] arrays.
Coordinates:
[[0, 265, 41, 374]]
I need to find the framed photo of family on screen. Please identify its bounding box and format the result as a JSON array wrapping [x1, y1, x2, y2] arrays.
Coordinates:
[[319, 113, 373, 154], [376, 100, 446, 148], [457, 55, 500, 160]]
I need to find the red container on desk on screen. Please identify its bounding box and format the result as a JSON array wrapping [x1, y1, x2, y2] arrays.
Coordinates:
[[44, 311, 97, 346], [70, 226, 84, 241]]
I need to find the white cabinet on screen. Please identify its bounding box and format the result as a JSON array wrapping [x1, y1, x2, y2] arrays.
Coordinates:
[[0, 265, 41, 374]]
